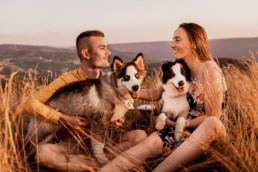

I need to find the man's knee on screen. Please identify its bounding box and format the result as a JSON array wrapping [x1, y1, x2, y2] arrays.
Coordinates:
[[141, 132, 163, 155], [35, 144, 66, 164], [130, 130, 148, 145], [35, 144, 50, 164]]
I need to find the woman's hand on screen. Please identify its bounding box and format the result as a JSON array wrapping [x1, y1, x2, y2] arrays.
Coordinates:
[[130, 91, 139, 99]]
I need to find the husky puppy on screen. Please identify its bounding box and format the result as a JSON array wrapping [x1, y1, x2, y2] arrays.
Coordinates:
[[25, 53, 146, 165], [155, 59, 191, 141]]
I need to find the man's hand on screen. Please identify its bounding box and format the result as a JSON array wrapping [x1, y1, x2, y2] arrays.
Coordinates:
[[59, 114, 89, 130], [113, 117, 125, 128]]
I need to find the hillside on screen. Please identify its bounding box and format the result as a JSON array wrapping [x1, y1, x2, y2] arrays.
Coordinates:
[[0, 37, 257, 76], [109, 37, 258, 63], [0, 44, 78, 77]]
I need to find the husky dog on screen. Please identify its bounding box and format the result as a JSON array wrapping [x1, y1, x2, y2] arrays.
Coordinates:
[[155, 59, 191, 141], [25, 53, 146, 165]]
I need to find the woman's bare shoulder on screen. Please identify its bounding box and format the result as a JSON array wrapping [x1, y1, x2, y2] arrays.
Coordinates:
[[202, 61, 222, 78], [202, 60, 227, 91]]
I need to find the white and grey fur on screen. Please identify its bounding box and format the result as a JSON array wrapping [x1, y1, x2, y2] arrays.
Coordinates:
[[155, 60, 191, 141], [25, 53, 146, 165]]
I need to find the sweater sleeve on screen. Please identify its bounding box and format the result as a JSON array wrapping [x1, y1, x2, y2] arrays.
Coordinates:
[[23, 69, 87, 123]]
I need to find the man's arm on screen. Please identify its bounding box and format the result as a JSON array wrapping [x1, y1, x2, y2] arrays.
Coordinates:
[[24, 69, 89, 126], [24, 76, 68, 123]]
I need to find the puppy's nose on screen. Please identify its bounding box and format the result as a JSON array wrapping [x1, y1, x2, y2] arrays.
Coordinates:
[[132, 85, 139, 91], [178, 81, 185, 87]]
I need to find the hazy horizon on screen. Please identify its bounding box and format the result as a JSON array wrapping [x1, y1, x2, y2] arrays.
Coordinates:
[[1, 0, 258, 47]]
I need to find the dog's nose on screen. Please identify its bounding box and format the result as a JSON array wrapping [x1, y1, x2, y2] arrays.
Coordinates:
[[178, 81, 185, 87], [132, 85, 139, 91]]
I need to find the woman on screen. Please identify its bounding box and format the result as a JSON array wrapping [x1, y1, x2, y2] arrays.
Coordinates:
[[99, 23, 228, 172]]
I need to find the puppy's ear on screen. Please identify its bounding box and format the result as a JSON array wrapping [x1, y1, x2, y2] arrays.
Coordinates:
[[161, 61, 172, 73], [112, 56, 124, 72], [134, 53, 145, 71], [177, 59, 191, 81]]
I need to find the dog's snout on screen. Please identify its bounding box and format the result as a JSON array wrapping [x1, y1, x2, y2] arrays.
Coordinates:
[[132, 85, 139, 91], [178, 81, 185, 87]]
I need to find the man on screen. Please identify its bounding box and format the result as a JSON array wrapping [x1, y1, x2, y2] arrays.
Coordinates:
[[24, 30, 147, 171]]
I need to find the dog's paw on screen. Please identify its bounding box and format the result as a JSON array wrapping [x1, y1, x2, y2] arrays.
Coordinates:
[[175, 117, 186, 141], [155, 113, 167, 130], [175, 132, 183, 142]]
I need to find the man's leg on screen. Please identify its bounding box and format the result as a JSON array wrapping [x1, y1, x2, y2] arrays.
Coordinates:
[[116, 129, 147, 151], [99, 132, 163, 172], [35, 142, 95, 172]]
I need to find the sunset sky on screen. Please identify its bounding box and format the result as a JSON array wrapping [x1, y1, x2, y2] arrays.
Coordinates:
[[1, 0, 258, 46]]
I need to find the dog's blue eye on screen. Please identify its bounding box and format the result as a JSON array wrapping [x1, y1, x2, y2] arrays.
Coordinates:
[[135, 74, 139, 79], [123, 75, 130, 81]]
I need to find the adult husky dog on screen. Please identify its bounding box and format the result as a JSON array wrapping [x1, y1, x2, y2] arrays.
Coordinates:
[[155, 60, 191, 141], [25, 53, 146, 165]]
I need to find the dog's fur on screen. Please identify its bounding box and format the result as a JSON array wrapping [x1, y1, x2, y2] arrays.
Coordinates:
[[25, 53, 146, 165], [155, 59, 191, 141]]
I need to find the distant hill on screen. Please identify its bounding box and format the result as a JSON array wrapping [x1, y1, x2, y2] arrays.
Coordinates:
[[0, 37, 257, 76], [209, 38, 258, 59], [0, 44, 78, 77], [109, 37, 258, 65], [108, 41, 172, 65]]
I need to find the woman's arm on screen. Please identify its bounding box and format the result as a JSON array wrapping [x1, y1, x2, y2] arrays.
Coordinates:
[[202, 63, 226, 118], [137, 85, 163, 101], [165, 119, 176, 127], [187, 115, 207, 128]]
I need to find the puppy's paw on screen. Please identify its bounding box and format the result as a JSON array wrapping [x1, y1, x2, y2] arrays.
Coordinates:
[[155, 113, 167, 130], [175, 132, 183, 142], [175, 117, 186, 141]]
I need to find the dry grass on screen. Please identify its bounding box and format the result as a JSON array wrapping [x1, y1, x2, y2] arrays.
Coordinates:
[[0, 56, 258, 172]]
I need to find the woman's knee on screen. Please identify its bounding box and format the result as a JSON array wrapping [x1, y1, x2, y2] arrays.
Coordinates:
[[204, 116, 226, 138]]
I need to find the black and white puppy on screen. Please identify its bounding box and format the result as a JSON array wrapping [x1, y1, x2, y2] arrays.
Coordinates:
[[155, 59, 191, 141]]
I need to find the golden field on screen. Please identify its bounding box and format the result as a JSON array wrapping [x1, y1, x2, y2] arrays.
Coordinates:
[[0, 55, 257, 172]]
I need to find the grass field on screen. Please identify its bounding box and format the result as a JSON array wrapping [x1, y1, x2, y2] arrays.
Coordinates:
[[0, 56, 257, 172]]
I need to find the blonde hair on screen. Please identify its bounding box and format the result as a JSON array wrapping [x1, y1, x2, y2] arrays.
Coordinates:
[[179, 23, 213, 62]]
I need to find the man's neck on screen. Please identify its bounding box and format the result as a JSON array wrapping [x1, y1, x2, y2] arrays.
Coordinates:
[[80, 64, 101, 79]]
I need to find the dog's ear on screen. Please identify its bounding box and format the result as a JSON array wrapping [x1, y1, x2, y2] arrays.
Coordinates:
[[176, 59, 191, 81], [161, 61, 173, 73], [133, 53, 145, 71], [112, 56, 124, 72]]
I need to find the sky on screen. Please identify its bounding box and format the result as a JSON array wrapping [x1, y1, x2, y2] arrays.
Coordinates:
[[1, 0, 258, 47]]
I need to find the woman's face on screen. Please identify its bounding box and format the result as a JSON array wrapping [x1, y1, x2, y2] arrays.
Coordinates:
[[171, 27, 194, 60]]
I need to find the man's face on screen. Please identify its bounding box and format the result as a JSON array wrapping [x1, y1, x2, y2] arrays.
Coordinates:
[[87, 36, 111, 69]]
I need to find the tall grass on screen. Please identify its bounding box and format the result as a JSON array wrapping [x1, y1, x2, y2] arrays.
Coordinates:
[[0, 56, 258, 172]]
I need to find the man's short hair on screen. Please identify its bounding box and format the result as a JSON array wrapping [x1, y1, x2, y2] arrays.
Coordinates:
[[76, 30, 105, 61]]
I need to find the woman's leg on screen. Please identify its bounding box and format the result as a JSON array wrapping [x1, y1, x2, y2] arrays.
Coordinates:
[[99, 132, 163, 172], [153, 116, 226, 172]]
